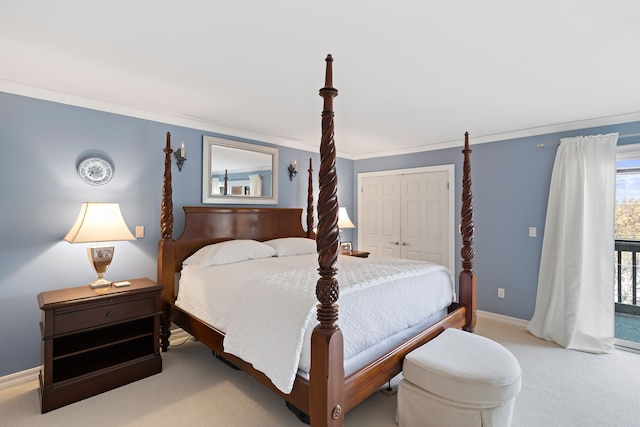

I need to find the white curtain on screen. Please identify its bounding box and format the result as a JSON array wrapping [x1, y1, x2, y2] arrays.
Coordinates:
[[249, 174, 262, 196], [527, 133, 618, 353]]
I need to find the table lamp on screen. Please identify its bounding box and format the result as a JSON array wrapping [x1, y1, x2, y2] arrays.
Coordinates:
[[64, 202, 136, 288], [338, 207, 355, 252]]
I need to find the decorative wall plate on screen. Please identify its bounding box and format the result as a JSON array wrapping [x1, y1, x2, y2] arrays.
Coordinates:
[[77, 157, 114, 185]]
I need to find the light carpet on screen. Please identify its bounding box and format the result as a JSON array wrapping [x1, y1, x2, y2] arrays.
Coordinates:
[[1, 313, 638, 426]]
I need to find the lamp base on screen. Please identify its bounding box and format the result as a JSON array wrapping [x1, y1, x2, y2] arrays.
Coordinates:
[[88, 278, 112, 288], [87, 246, 115, 289]]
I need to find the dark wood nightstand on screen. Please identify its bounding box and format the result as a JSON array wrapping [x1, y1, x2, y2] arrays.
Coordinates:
[[37, 278, 163, 413], [345, 250, 370, 258]]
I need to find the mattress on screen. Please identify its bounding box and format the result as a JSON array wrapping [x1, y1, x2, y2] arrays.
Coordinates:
[[176, 253, 454, 393]]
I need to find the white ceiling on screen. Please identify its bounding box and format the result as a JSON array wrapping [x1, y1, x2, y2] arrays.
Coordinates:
[[2, 1, 640, 159]]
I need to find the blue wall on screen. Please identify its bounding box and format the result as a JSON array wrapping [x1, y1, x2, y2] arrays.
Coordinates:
[[2, 88, 639, 378], [0, 91, 354, 377], [355, 123, 640, 321]]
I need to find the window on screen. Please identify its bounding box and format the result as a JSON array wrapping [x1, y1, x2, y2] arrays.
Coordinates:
[[615, 144, 640, 308], [616, 144, 640, 240], [614, 144, 640, 348], [615, 165, 640, 240]]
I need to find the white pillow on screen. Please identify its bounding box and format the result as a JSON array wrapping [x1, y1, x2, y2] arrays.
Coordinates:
[[183, 239, 276, 268], [264, 237, 317, 257]]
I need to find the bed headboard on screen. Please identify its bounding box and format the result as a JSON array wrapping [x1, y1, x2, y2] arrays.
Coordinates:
[[172, 206, 309, 273]]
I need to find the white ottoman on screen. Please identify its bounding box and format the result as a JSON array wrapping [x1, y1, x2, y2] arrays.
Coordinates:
[[397, 328, 522, 427]]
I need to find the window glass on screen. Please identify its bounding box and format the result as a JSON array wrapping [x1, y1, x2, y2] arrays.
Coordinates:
[[616, 158, 640, 240]]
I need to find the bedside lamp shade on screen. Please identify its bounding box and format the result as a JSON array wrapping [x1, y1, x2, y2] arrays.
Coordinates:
[[64, 203, 135, 243], [337, 207, 356, 253], [337, 207, 355, 229], [64, 203, 135, 288]]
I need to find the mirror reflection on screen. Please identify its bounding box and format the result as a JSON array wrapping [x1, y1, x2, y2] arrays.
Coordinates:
[[202, 136, 278, 204]]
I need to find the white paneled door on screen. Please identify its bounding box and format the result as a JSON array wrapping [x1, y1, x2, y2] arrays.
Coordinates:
[[402, 171, 449, 263], [361, 174, 402, 258], [358, 166, 454, 271]]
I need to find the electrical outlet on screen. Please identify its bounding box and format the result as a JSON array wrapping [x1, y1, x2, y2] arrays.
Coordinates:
[[529, 227, 537, 237], [135, 226, 144, 238], [498, 288, 505, 298]]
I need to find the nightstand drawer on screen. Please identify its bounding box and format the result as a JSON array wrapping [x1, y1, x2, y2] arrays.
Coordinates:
[[54, 295, 156, 335]]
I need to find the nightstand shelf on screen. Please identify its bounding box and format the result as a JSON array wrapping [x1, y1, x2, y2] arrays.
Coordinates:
[[52, 318, 154, 356], [38, 278, 162, 413]]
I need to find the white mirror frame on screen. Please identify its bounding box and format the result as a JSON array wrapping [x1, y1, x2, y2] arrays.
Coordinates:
[[202, 136, 279, 205]]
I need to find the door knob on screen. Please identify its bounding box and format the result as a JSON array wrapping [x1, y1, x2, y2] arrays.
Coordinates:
[[390, 241, 400, 245], [402, 241, 409, 246]]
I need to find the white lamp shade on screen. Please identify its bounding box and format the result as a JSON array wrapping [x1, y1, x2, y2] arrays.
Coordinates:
[[64, 203, 135, 243], [337, 207, 356, 229]]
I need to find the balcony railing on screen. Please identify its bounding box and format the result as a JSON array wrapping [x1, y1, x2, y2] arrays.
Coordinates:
[[615, 239, 640, 309]]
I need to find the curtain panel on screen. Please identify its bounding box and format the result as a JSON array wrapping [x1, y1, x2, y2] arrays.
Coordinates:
[[528, 133, 618, 353]]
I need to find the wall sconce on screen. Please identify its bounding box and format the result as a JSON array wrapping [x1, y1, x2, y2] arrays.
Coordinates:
[[288, 161, 298, 181], [174, 142, 187, 171]]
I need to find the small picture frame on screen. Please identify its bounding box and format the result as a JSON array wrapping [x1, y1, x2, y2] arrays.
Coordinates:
[[340, 241, 352, 254]]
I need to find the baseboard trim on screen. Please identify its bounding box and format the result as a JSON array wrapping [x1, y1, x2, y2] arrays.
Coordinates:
[[478, 310, 529, 328], [614, 339, 640, 354], [0, 366, 40, 390]]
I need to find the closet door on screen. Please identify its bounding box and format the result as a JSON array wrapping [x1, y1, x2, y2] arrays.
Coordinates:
[[401, 171, 449, 264], [360, 175, 402, 257], [359, 167, 452, 270]]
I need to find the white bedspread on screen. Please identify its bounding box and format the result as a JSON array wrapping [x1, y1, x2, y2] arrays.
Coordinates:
[[176, 254, 454, 394]]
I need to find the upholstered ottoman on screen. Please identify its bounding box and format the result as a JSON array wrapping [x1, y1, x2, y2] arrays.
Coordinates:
[[397, 328, 522, 427]]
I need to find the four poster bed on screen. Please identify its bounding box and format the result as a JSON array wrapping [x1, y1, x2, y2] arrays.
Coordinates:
[[157, 55, 477, 426]]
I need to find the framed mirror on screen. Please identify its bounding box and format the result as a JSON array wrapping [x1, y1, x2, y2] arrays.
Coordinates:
[[202, 136, 278, 204]]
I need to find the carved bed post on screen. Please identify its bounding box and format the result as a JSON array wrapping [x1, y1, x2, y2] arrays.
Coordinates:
[[158, 131, 176, 351], [307, 158, 315, 238], [310, 54, 344, 426], [459, 132, 477, 332]]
